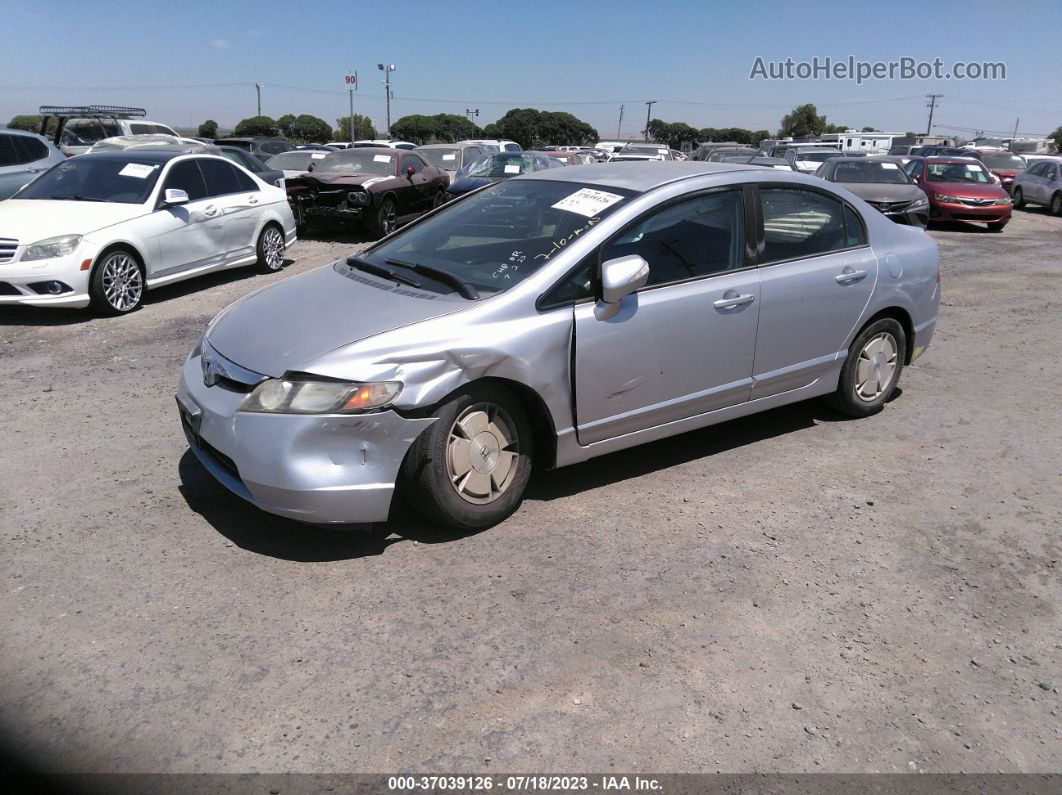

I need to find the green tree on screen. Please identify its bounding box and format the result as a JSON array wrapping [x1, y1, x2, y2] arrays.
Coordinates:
[[292, 114, 332, 143], [487, 108, 597, 149], [389, 114, 440, 144], [1050, 126, 1062, 152], [778, 104, 829, 138], [751, 129, 771, 144], [276, 114, 298, 139], [431, 113, 481, 142], [8, 114, 56, 135], [197, 119, 218, 139], [335, 114, 376, 141], [648, 119, 699, 149], [234, 115, 279, 137], [481, 122, 502, 138]]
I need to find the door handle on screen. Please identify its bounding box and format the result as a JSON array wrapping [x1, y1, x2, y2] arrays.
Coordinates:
[[203, 205, 218, 217], [248, 195, 259, 204], [713, 292, 756, 310], [835, 268, 867, 284]]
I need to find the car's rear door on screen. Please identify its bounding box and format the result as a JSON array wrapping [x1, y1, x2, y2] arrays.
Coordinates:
[[750, 186, 877, 399], [571, 187, 760, 445]]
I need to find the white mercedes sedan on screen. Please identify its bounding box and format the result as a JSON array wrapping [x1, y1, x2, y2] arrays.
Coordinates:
[[0, 150, 297, 315]]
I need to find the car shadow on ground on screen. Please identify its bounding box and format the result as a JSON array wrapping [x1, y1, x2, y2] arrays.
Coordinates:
[[927, 221, 998, 234], [298, 225, 379, 245], [0, 259, 296, 326], [178, 394, 883, 562]]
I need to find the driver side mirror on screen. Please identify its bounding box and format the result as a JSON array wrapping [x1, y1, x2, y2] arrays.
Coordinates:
[[162, 188, 189, 206], [406, 164, 416, 177], [597, 254, 649, 319]]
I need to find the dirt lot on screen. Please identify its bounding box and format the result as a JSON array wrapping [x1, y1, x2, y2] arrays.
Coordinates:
[[0, 211, 1059, 775]]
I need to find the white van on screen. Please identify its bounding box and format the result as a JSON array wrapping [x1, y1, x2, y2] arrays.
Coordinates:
[[460, 138, 522, 153]]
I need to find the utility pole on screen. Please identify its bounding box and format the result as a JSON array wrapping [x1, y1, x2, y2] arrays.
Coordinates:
[[644, 100, 657, 141], [378, 63, 395, 135], [255, 83, 263, 116], [465, 108, 479, 122], [924, 93, 942, 137], [1011, 117, 1020, 144], [617, 104, 625, 139]]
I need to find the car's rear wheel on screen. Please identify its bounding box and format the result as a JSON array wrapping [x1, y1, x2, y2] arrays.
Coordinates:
[[373, 196, 398, 238], [1012, 186, 1026, 208], [1051, 192, 1062, 216], [827, 318, 906, 418], [254, 224, 286, 273], [401, 385, 533, 530], [90, 249, 144, 316]]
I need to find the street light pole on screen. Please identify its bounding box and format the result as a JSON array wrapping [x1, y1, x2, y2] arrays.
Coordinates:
[[255, 83, 262, 116], [378, 63, 395, 135], [465, 108, 479, 122]]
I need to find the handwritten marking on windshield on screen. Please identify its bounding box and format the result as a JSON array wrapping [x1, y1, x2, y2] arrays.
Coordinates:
[[534, 217, 601, 262]]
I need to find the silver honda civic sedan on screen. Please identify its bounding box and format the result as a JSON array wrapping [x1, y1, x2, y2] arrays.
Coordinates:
[[177, 162, 940, 530]]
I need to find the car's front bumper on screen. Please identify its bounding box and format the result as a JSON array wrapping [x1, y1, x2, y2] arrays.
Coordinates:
[[0, 247, 92, 307], [930, 201, 1012, 224], [177, 355, 436, 524]]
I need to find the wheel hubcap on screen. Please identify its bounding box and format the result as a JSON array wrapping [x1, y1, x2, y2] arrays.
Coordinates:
[[446, 404, 518, 505], [263, 228, 284, 269], [855, 332, 898, 402], [101, 254, 142, 311], [382, 202, 396, 234]]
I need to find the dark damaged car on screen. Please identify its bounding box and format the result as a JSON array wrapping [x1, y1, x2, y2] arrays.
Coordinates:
[[286, 148, 450, 237]]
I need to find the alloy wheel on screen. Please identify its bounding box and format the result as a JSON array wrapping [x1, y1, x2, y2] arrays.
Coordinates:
[[263, 226, 285, 270], [446, 403, 519, 505], [381, 200, 397, 235], [855, 332, 898, 402], [101, 253, 143, 312]]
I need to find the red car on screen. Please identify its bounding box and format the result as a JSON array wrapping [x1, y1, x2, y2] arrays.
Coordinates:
[[904, 156, 1012, 232], [966, 149, 1028, 194]]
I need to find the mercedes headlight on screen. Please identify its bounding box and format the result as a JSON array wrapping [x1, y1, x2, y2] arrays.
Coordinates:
[[240, 378, 402, 414], [22, 234, 82, 262]]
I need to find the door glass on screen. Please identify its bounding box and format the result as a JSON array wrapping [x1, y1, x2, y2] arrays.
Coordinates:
[[163, 160, 208, 201], [760, 189, 846, 263], [843, 204, 867, 247], [0, 135, 20, 167], [602, 190, 745, 286], [12, 135, 48, 164], [199, 159, 242, 196]]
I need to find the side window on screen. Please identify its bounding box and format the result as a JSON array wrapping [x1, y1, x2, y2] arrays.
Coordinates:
[[153, 125, 177, 135], [760, 188, 846, 263], [260, 142, 287, 155], [230, 164, 258, 191], [540, 262, 594, 309], [130, 123, 154, 135], [504, 143, 522, 152], [13, 135, 49, 164], [1030, 162, 1049, 177], [904, 160, 922, 179], [402, 155, 423, 174], [199, 159, 242, 196], [162, 160, 208, 201], [843, 204, 868, 248], [0, 134, 20, 167], [602, 190, 745, 287], [241, 153, 263, 173]]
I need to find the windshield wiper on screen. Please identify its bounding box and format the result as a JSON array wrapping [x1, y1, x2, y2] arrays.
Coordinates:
[[346, 255, 421, 289], [49, 195, 106, 202], [386, 258, 480, 300]]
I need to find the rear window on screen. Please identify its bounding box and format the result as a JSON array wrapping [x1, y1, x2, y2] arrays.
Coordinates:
[[0, 134, 20, 167]]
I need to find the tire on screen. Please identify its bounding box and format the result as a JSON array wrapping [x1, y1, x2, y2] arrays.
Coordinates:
[[400, 384, 533, 530], [254, 223, 286, 273], [1051, 193, 1062, 216], [89, 248, 144, 316], [1012, 186, 1026, 209], [987, 221, 1007, 233], [372, 195, 398, 238], [826, 318, 906, 418], [432, 190, 446, 209]]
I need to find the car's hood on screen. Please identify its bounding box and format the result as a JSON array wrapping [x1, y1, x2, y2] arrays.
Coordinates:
[[286, 173, 398, 189], [925, 182, 1007, 198], [841, 183, 926, 202], [448, 176, 500, 194], [0, 199, 148, 240], [205, 262, 466, 377]]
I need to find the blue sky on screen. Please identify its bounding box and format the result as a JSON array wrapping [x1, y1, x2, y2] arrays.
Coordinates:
[[2, 0, 1060, 139]]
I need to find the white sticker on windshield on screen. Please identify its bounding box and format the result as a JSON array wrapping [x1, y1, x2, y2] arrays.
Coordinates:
[[551, 187, 625, 218], [442, 154, 456, 161], [373, 154, 392, 163], [311, 153, 327, 159], [119, 163, 156, 179], [503, 164, 521, 174], [881, 162, 898, 169]]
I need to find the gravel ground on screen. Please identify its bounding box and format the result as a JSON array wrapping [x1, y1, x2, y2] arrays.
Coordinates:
[[0, 210, 1059, 775]]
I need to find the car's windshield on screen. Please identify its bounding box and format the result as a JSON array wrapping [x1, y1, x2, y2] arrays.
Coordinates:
[[312, 151, 396, 175], [355, 179, 636, 296], [15, 157, 162, 203], [831, 161, 910, 184], [267, 151, 324, 171], [419, 148, 462, 169], [796, 152, 841, 163], [59, 118, 121, 145], [623, 145, 668, 156], [464, 153, 538, 178], [981, 154, 1026, 170], [927, 162, 991, 183]]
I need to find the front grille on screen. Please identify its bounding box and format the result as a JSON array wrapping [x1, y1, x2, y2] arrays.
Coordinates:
[[0, 238, 17, 264], [0, 281, 22, 296], [871, 201, 911, 213], [957, 197, 996, 207]]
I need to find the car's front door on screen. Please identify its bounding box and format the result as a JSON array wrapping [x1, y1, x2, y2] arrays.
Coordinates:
[[149, 159, 227, 277], [400, 154, 432, 213], [750, 186, 878, 399], [572, 188, 760, 445], [199, 158, 261, 262]]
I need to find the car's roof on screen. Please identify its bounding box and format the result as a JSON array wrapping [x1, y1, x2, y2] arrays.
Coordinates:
[[520, 161, 754, 192], [416, 142, 478, 149], [329, 147, 404, 157], [923, 156, 983, 163], [2, 127, 49, 139], [78, 149, 189, 164]]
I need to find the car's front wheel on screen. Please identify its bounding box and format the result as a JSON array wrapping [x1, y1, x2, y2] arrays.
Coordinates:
[[827, 318, 906, 418], [401, 385, 533, 530], [254, 224, 286, 273], [89, 249, 144, 316], [373, 196, 398, 238], [1051, 192, 1062, 216], [1012, 186, 1026, 208]]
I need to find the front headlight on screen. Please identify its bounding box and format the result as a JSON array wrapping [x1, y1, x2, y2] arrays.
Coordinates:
[[22, 234, 82, 262], [240, 377, 402, 415], [908, 196, 929, 210], [995, 196, 1013, 206], [934, 194, 960, 203]]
